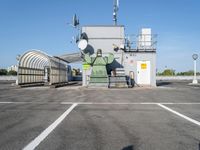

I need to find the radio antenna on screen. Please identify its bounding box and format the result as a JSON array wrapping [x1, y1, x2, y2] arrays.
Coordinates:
[[113, 0, 119, 25]]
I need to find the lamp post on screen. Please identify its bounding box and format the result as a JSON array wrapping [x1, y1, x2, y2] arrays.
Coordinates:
[[192, 54, 198, 84]]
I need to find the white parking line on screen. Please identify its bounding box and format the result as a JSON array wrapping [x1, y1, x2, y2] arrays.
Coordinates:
[[0, 102, 44, 104], [0, 102, 31, 104], [23, 103, 78, 150], [61, 102, 200, 105], [1, 101, 200, 105], [157, 103, 200, 127], [0, 102, 14, 104], [61, 102, 158, 105]]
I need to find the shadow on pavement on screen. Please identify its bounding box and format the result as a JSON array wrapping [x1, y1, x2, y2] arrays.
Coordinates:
[[156, 81, 172, 86], [122, 145, 134, 150]]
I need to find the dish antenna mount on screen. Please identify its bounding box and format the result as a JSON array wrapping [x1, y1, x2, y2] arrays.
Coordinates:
[[72, 14, 79, 28], [113, 0, 119, 25]]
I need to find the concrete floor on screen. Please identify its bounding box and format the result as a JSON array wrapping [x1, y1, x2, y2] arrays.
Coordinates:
[[0, 80, 200, 150]]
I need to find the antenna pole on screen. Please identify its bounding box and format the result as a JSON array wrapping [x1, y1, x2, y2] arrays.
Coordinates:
[[113, 0, 119, 25]]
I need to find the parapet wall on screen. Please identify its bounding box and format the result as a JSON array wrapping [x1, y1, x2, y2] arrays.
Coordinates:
[[156, 76, 200, 80], [0, 76, 17, 81], [1, 75, 200, 82]]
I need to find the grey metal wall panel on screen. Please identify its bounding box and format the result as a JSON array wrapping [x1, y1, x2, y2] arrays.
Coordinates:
[[82, 26, 125, 55], [123, 52, 156, 87], [82, 26, 125, 82], [82, 26, 124, 39], [87, 39, 124, 55]]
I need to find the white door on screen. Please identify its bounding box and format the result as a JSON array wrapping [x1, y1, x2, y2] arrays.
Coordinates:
[[137, 61, 150, 85]]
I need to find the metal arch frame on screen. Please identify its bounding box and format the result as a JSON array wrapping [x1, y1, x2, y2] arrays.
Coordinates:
[[20, 51, 50, 69], [18, 49, 68, 85], [18, 50, 51, 84]]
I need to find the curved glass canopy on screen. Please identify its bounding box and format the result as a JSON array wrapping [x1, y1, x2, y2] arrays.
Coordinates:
[[18, 50, 68, 85]]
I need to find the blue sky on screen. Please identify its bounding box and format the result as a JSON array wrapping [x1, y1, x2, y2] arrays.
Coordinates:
[[0, 0, 200, 72]]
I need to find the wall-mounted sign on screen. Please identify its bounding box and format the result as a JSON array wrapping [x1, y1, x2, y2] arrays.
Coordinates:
[[83, 64, 91, 70], [141, 63, 147, 69]]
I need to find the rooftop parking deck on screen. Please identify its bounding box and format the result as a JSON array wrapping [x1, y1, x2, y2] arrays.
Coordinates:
[[0, 80, 200, 150]]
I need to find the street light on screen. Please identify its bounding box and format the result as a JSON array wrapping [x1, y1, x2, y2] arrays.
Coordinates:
[[192, 54, 198, 84]]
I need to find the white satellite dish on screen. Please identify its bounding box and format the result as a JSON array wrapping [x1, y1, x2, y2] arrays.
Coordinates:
[[120, 44, 125, 50], [78, 39, 88, 50]]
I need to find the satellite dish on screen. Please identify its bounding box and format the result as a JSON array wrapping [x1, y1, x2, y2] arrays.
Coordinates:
[[120, 44, 125, 50], [78, 39, 88, 50]]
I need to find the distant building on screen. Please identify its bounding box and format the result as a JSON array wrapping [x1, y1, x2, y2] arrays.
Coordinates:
[[7, 65, 18, 72]]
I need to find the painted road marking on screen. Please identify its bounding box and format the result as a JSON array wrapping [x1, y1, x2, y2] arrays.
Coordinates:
[[61, 102, 158, 105], [23, 103, 78, 150], [0, 102, 44, 104], [157, 103, 200, 126], [0, 102, 31, 104], [61, 102, 200, 105], [0, 102, 14, 104], [1, 101, 200, 105]]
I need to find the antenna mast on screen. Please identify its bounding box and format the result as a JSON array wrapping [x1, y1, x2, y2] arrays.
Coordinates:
[[113, 0, 119, 25]]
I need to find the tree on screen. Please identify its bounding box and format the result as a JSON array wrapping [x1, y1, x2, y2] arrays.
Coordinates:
[[0, 69, 8, 75], [7, 70, 17, 75], [161, 69, 175, 76], [176, 70, 200, 76]]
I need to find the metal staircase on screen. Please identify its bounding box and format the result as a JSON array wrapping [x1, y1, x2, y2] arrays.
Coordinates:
[[108, 68, 128, 88]]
